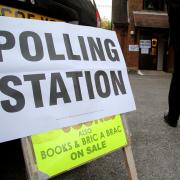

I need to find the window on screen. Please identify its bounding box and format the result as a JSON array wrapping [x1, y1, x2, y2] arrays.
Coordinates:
[[144, 0, 166, 11]]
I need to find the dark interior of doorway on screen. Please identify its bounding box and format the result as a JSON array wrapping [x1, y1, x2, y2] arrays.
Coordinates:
[[139, 28, 169, 71]]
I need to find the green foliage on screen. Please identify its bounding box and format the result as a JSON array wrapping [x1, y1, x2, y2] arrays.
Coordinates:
[[100, 17, 112, 30]]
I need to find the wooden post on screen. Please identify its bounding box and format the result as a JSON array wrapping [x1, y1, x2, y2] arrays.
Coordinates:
[[21, 137, 39, 180], [21, 137, 51, 180], [122, 115, 138, 180]]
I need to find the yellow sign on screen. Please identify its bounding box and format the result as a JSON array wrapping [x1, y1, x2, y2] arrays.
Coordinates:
[[0, 5, 60, 21], [32, 115, 127, 176]]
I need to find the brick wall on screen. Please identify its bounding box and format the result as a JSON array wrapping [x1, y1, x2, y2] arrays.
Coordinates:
[[113, 0, 143, 69], [113, 0, 169, 70], [126, 0, 143, 69]]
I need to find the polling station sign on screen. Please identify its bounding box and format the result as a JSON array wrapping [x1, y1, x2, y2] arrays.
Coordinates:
[[32, 115, 127, 176], [0, 16, 136, 143]]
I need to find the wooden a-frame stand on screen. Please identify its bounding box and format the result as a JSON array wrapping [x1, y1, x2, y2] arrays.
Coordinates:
[[21, 115, 138, 180]]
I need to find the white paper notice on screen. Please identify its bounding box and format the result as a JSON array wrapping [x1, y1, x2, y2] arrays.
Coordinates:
[[0, 16, 136, 143]]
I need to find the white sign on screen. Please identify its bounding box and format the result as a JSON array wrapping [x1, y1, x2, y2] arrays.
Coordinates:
[[0, 16, 136, 143], [140, 40, 151, 48], [128, 45, 139, 52], [141, 48, 149, 54]]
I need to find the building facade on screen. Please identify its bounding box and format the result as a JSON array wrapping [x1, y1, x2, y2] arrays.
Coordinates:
[[112, 0, 172, 72]]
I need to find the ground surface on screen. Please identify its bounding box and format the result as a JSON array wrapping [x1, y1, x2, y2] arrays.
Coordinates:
[[1, 71, 180, 180]]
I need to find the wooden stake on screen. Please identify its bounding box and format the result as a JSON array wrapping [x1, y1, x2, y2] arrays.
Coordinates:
[[122, 115, 138, 180], [21, 137, 39, 180]]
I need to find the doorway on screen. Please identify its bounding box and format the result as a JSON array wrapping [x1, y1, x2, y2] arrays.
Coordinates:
[[139, 36, 158, 70], [138, 29, 168, 71]]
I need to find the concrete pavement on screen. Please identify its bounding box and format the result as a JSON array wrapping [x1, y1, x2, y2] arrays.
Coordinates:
[[1, 71, 180, 180], [127, 71, 180, 180]]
